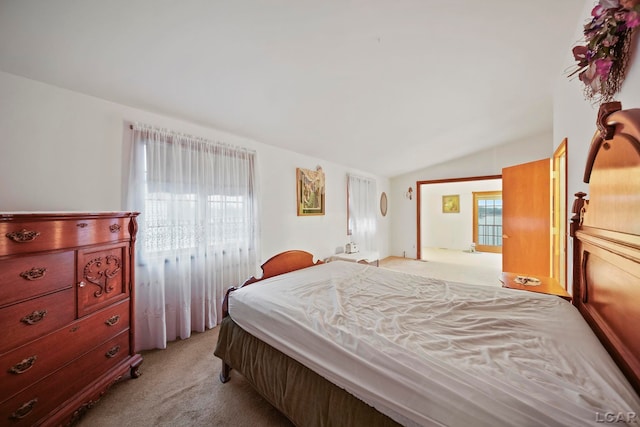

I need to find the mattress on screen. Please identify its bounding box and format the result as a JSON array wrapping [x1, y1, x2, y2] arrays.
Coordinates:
[[228, 261, 640, 427], [215, 316, 401, 426]]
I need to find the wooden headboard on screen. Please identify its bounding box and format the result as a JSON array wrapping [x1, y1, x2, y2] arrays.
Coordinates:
[[221, 250, 323, 317], [571, 102, 640, 394]]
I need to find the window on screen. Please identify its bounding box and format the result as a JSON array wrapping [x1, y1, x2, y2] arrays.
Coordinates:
[[473, 191, 503, 253], [347, 174, 378, 251], [128, 123, 259, 349]]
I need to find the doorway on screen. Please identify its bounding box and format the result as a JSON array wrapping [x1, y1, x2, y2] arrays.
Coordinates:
[[417, 175, 502, 266], [416, 151, 567, 284]]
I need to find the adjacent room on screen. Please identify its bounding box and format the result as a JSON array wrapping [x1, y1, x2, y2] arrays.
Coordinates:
[[1, 1, 639, 426], [417, 177, 503, 287]]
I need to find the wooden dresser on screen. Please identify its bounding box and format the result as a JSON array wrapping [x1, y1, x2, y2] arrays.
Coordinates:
[[0, 212, 142, 426]]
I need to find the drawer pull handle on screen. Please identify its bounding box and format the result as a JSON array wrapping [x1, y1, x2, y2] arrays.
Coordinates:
[[9, 355, 38, 374], [6, 229, 41, 243], [20, 310, 47, 325], [109, 224, 121, 233], [19, 267, 48, 281], [105, 345, 121, 358], [10, 398, 38, 420], [105, 315, 120, 326], [77, 222, 89, 228]]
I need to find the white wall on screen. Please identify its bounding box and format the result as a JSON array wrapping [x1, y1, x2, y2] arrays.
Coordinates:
[[389, 135, 552, 259], [0, 71, 390, 265], [420, 179, 501, 251], [390, 2, 640, 262], [553, 0, 640, 287], [2, 0, 635, 271], [565, 4, 640, 169]]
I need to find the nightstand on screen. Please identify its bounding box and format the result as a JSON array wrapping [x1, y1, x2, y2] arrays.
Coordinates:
[[500, 272, 571, 301], [328, 251, 379, 266]]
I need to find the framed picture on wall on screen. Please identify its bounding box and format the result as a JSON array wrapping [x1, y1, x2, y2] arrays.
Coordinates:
[[442, 194, 460, 213], [297, 166, 325, 216]]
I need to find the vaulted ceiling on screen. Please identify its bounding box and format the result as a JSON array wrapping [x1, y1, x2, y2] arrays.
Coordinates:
[[0, 1, 585, 177]]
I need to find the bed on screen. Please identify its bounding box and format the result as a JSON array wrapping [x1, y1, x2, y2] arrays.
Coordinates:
[[214, 103, 640, 426]]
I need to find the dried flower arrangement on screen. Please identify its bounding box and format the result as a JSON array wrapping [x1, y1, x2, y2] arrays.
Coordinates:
[[570, 0, 640, 103]]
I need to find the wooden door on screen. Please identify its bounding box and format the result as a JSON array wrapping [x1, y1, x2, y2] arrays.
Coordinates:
[[502, 158, 551, 276]]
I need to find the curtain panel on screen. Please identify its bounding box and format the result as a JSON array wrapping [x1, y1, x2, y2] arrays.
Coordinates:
[[128, 124, 259, 350], [347, 174, 378, 251]]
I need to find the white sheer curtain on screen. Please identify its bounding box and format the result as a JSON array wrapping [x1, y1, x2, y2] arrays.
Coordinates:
[[127, 124, 259, 350], [347, 174, 378, 251]]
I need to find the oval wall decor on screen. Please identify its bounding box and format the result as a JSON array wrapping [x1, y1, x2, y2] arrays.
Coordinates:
[[380, 192, 388, 217]]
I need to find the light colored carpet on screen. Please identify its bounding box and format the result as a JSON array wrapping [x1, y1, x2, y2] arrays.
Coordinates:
[[380, 251, 502, 287], [75, 327, 293, 427], [421, 247, 502, 269]]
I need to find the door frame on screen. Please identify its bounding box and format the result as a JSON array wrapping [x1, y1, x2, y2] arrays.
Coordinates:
[[552, 139, 568, 289], [416, 175, 502, 260]]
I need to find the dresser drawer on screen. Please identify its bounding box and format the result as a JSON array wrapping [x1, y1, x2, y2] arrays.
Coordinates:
[[0, 299, 130, 400], [0, 251, 74, 307], [0, 217, 130, 256], [70, 298, 131, 349], [0, 288, 75, 354], [0, 330, 130, 427]]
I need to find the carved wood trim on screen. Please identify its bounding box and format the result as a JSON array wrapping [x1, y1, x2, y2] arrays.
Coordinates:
[[83, 255, 122, 297], [584, 102, 640, 183], [581, 251, 589, 304], [596, 101, 622, 140], [569, 192, 587, 239], [67, 374, 123, 425]]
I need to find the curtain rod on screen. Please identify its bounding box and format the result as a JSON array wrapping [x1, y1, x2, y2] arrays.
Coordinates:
[[129, 122, 256, 154]]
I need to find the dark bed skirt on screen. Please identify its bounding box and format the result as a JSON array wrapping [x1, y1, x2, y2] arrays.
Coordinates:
[[214, 316, 401, 427]]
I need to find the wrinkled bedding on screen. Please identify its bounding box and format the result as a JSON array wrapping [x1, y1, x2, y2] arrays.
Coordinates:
[[214, 316, 401, 426], [227, 261, 640, 426]]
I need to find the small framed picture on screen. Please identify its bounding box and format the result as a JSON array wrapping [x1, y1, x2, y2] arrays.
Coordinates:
[[442, 194, 460, 213], [296, 166, 325, 216]]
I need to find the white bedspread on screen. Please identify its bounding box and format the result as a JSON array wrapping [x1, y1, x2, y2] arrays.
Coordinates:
[[228, 261, 640, 427]]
